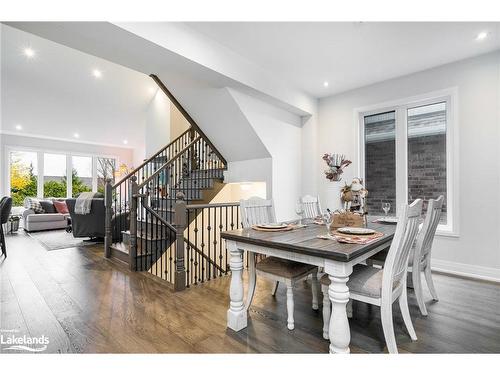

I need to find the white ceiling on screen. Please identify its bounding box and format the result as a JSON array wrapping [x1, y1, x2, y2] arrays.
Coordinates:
[[185, 22, 500, 98], [1, 24, 156, 149]]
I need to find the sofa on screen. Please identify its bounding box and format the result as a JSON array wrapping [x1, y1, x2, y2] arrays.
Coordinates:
[[23, 199, 70, 232]]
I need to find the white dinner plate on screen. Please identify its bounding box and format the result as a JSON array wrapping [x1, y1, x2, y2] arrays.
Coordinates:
[[377, 217, 398, 224], [256, 223, 288, 229], [337, 227, 376, 235]]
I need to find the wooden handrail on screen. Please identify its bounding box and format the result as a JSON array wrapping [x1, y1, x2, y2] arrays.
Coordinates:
[[150, 74, 228, 166], [136, 136, 201, 190], [112, 127, 192, 188]]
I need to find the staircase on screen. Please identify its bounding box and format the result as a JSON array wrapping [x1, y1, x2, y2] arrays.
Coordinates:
[[104, 75, 228, 285]]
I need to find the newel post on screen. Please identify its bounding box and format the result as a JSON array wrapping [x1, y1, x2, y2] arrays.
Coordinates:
[[128, 176, 138, 271], [104, 178, 113, 258], [174, 192, 187, 291]]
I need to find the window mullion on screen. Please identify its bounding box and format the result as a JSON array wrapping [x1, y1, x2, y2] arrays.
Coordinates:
[[395, 107, 408, 216]]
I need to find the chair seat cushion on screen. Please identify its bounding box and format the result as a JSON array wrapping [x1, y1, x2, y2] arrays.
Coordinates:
[[321, 265, 389, 298], [26, 213, 66, 223], [256, 256, 316, 279]]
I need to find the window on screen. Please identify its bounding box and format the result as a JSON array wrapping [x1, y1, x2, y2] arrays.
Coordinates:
[[9, 151, 38, 206], [7, 149, 117, 205], [364, 111, 396, 216], [359, 91, 456, 234], [72, 156, 93, 197], [96, 157, 116, 193], [43, 153, 67, 198]]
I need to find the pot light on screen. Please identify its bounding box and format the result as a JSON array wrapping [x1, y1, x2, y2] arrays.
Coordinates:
[[24, 47, 35, 58], [148, 87, 156, 94], [15, 124, 23, 131], [92, 69, 102, 79], [123, 140, 128, 145], [476, 31, 489, 41], [323, 81, 329, 87], [73, 133, 80, 138]]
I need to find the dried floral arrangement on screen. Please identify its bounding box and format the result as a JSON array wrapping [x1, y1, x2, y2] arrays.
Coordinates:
[[322, 153, 352, 182]]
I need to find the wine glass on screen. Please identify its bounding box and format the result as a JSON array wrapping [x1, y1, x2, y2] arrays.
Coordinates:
[[322, 211, 333, 237], [295, 203, 304, 225], [382, 202, 391, 217]]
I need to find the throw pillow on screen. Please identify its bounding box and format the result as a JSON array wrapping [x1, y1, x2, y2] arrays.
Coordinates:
[[24, 197, 45, 214], [39, 200, 56, 213], [53, 200, 69, 214]]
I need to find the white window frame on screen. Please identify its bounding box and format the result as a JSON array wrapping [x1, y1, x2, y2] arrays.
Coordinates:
[[4, 145, 119, 202], [355, 88, 459, 237]]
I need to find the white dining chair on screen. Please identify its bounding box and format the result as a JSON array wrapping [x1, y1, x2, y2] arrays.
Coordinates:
[[409, 195, 444, 315], [240, 196, 320, 330], [321, 199, 423, 353], [367, 196, 444, 316], [299, 195, 322, 219]]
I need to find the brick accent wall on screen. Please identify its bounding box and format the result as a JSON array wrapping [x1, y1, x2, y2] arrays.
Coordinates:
[[365, 134, 447, 221]]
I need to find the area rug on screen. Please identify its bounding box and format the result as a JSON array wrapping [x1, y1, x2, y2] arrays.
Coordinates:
[[27, 230, 100, 251]]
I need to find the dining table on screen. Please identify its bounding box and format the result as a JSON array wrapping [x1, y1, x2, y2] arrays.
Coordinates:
[[220, 216, 397, 354]]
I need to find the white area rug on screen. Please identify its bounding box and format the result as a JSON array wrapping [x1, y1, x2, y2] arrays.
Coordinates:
[[27, 230, 99, 251]]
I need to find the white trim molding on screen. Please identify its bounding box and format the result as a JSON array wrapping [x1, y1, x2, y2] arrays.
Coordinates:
[[432, 259, 500, 283]]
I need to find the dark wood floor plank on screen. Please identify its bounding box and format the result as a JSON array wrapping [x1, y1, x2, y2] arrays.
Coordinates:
[[1, 231, 499, 354]]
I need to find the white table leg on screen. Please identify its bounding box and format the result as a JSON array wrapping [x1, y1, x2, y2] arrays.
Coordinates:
[[227, 241, 247, 331], [325, 261, 353, 354]]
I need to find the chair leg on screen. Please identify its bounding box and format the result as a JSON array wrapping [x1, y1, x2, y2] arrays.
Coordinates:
[[245, 253, 257, 311], [321, 284, 330, 340], [0, 226, 6, 258], [271, 281, 279, 296], [346, 299, 353, 318], [286, 282, 294, 330], [424, 264, 439, 301], [381, 302, 398, 354], [399, 286, 418, 341], [412, 268, 428, 316], [311, 270, 319, 310]]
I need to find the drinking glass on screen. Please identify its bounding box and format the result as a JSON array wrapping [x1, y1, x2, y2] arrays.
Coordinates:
[[322, 211, 333, 237], [295, 203, 304, 225], [382, 202, 391, 217]]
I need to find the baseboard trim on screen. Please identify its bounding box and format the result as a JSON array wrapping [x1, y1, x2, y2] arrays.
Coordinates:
[[431, 259, 500, 283]]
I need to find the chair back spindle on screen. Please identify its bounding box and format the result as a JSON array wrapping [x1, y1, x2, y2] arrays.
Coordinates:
[[240, 197, 276, 228], [382, 199, 423, 294], [413, 196, 444, 265], [300, 195, 322, 219]]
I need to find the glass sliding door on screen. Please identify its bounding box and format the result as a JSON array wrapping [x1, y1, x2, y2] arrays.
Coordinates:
[[407, 102, 447, 224], [364, 110, 397, 216], [72, 156, 93, 197], [9, 151, 38, 206], [43, 153, 67, 198]]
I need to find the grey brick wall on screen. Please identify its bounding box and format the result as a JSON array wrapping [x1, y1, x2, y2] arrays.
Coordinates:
[[365, 134, 447, 221]]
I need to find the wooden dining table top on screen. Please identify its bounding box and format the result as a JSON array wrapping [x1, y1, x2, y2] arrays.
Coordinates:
[[221, 216, 397, 262]]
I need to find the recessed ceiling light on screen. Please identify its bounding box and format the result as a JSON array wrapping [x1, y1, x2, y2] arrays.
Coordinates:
[[92, 69, 102, 79], [476, 31, 489, 41], [24, 47, 35, 58], [73, 133, 80, 138], [123, 140, 128, 145], [148, 87, 156, 94], [15, 124, 23, 131], [323, 81, 329, 87]]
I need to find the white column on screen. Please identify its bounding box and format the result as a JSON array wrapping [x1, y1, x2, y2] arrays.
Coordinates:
[[324, 261, 353, 354], [226, 241, 247, 331]]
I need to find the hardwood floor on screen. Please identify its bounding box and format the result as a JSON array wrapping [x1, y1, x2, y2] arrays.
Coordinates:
[[1, 231, 499, 353]]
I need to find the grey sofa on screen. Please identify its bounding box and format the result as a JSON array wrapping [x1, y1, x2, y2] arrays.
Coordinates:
[[66, 198, 106, 239], [66, 198, 129, 241]]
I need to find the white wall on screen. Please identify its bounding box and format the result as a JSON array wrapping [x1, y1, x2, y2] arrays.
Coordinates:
[[0, 133, 134, 197], [145, 89, 170, 157], [316, 51, 500, 281], [229, 89, 303, 221]]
